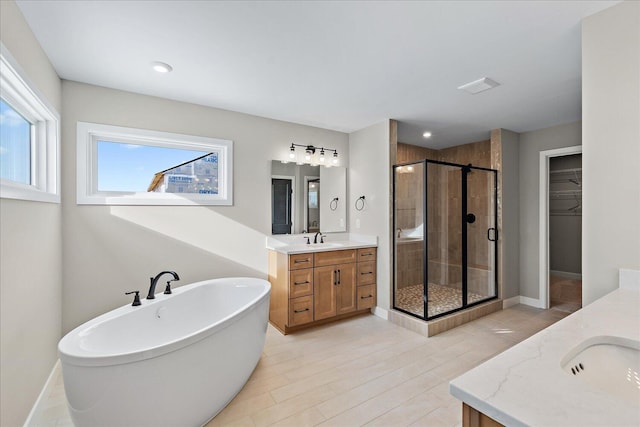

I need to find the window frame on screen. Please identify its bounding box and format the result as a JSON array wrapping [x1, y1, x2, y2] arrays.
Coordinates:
[[0, 44, 60, 203], [76, 122, 233, 206]]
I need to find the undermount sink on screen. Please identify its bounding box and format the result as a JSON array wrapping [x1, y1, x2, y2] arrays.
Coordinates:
[[315, 242, 344, 248], [561, 336, 640, 404]]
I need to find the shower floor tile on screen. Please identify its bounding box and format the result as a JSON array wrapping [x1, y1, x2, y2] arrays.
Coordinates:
[[396, 283, 487, 318]]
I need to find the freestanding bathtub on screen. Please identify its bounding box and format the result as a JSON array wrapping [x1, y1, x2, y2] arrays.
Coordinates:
[[58, 277, 270, 427]]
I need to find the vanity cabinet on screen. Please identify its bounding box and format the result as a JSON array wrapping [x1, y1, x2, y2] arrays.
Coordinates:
[[268, 246, 377, 334]]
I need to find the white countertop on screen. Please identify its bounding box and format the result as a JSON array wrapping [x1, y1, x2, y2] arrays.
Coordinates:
[[266, 233, 377, 254], [450, 270, 640, 427]]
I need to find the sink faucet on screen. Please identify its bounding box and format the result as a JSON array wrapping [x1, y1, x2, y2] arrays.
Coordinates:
[[147, 271, 180, 299], [313, 231, 324, 244], [396, 228, 402, 238]]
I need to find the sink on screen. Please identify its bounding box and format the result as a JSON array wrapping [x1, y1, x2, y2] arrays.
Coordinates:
[[561, 336, 640, 404], [315, 242, 345, 248]]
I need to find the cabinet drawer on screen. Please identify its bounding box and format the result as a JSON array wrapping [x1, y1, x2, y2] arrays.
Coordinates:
[[357, 261, 376, 285], [357, 285, 376, 310], [289, 269, 313, 298], [289, 253, 314, 270], [357, 247, 377, 262], [315, 249, 356, 267], [289, 295, 314, 326]]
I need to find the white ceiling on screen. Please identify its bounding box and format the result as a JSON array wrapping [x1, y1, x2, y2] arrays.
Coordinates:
[[16, 0, 617, 148]]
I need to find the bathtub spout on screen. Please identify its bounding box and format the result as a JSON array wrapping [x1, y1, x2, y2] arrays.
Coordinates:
[[147, 271, 180, 299]]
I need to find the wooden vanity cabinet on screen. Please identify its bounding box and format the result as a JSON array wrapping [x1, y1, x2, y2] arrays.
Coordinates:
[[268, 246, 376, 334]]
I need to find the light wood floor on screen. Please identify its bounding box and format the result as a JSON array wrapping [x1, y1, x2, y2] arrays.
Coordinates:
[[550, 274, 582, 313], [30, 305, 569, 427]]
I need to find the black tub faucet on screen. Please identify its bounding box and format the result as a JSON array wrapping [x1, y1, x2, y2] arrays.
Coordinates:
[[147, 271, 180, 299]]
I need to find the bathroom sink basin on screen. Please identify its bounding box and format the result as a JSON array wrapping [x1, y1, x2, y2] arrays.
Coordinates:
[[315, 242, 345, 248], [561, 336, 640, 404]]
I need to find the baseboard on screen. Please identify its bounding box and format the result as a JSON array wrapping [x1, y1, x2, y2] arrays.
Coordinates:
[[372, 306, 388, 320], [23, 359, 60, 427], [519, 296, 545, 309], [502, 296, 521, 309], [550, 270, 582, 280]]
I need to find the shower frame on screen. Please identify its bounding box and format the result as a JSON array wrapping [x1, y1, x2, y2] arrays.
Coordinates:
[[392, 159, 499, 321]]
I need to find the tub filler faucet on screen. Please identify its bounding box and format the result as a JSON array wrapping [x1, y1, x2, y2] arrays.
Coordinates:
[[147, 271, 180, 299]]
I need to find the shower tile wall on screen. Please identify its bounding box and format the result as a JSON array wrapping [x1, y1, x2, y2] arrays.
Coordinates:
[[396, 141, 493, 296]]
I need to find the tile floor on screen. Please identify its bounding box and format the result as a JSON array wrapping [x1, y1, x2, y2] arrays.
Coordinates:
[[30, 305, 570, 427], [395, 283, 486, 318]]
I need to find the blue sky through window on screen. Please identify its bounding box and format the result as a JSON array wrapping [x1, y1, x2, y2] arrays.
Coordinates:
[[97, 141, 209, 192], [0, 98, 31, 184]]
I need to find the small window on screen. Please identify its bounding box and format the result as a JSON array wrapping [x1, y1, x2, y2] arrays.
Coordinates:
[[0, 45, 60, 203], [77, 122, 233, 205], [0, 98, 32, 185]]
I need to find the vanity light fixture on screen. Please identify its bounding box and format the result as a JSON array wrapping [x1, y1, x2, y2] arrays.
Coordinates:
[[287, 142, 338, 166], [151, 61, 173, 73]]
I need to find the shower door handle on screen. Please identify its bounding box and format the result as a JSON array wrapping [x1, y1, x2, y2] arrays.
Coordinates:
[[487, 227, 497, 241]]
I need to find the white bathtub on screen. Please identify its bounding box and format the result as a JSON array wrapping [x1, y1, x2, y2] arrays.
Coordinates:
[[58, 277, 270, 427]]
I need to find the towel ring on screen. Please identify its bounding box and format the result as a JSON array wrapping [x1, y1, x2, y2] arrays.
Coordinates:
[[330, 197, 339, 211], [355, 196, 365, 211]]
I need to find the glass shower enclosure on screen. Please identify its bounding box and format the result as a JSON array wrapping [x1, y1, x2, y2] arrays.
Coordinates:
[[393, 160, 498, 320]]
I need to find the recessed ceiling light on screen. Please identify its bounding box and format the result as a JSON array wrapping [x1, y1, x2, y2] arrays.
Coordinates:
[[458, 77, 500, 94], [423, 131, 432, 138], [151, 61, 173, 73]]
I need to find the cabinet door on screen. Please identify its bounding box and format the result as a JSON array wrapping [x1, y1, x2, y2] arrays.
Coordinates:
[[314, 265, 337, 320], [336, 263, 357, 315]]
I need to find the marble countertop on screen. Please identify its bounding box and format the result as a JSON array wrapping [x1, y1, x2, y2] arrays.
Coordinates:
[[266, 233, 377, 254], [450, 270, 640, 427]]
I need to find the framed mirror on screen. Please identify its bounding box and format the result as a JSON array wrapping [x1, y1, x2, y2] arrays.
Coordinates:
[[271, 160, 346, 234]]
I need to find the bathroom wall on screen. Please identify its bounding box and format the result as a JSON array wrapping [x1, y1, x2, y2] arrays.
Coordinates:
[[498, 129, 520, 300], [0, 1, 63, 426], [61, 81, 349, 333], [519, 122, 582, 300], [582, 1, 640, 304], [349, 120, 392, 313]]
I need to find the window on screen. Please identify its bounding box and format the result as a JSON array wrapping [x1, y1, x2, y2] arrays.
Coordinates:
[[0, 44, 60, 203], [77, 122, 233, 205]]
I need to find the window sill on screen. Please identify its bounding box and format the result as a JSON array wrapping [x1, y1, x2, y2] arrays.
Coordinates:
[[1, 180, 60, 204]]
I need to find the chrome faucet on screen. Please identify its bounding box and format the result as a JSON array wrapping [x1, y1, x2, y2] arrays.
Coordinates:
[[313, 231, 324, 244], [147, 271, 180, 299]]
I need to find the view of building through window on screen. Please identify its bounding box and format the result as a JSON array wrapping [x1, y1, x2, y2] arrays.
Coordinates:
[[96, 140, 217, 193], [148, 152, 219, 194], [0, 98, 32, 185]]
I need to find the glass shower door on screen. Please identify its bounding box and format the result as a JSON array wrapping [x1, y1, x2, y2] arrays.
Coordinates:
[[464, 166, 497, 306]]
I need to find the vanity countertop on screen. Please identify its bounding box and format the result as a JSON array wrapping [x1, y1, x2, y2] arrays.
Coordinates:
[[450, 277, 640, 427], [267, 240, 377, 254]]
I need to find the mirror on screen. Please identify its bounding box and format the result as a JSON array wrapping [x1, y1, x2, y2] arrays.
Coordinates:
[[271, 161, 346, 234]]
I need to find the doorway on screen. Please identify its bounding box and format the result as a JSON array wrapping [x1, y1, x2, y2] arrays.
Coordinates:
[[548, 153, 582, 312], [539, 146, 582, 310], [271, 177, 293, 234]]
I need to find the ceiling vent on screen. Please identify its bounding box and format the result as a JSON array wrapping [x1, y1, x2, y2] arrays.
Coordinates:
[[458, 77, 500, 94]]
